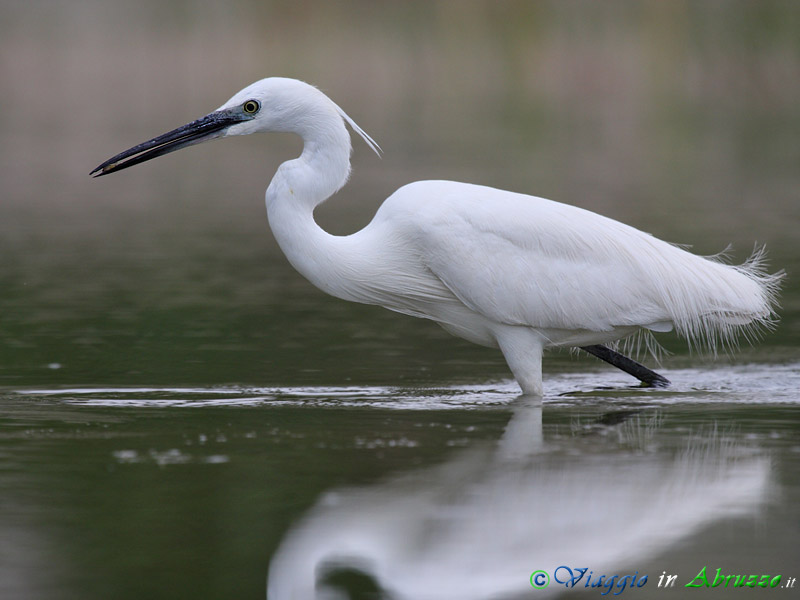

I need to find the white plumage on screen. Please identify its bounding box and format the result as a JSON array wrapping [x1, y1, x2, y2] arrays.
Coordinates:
[[93, 77, 783, 396]]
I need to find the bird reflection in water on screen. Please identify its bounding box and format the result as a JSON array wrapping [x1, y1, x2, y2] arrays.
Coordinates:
[[267, 398, 771, 599]]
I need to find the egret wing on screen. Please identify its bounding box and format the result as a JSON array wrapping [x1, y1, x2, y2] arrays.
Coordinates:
[[376, 181, 778, 350], [384, 182, 681, 333]]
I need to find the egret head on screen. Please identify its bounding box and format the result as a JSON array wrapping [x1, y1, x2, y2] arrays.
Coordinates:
[[90, 79, 278, 177], [217, 78, 331, 137], [90, 78, 378, 177]]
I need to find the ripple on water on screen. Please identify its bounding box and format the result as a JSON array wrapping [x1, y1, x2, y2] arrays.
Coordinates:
[[6, 362, 799, 409]]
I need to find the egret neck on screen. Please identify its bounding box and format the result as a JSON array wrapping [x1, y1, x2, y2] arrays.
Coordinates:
[[264, 98, 360, 302]]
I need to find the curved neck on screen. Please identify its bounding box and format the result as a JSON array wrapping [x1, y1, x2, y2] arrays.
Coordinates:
[[266, 100, 353, 210], [265, 106, 360, 300]]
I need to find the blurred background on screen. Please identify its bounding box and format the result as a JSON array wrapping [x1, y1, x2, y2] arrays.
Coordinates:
[[1, 3, 799, 600], [1, 0, 797, 388]]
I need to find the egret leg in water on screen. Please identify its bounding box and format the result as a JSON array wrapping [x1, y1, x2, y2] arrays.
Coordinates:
[[92, 78, 782, 396], [580, 345, 670, 388]]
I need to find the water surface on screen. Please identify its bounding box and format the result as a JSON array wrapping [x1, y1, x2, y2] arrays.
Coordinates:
[[2, 365, 799, 599]]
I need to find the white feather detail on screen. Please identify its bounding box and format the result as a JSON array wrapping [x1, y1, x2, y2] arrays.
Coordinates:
[[368, 181, 784, 356]]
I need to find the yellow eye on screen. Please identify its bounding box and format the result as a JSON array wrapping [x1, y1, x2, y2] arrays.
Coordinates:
[[243, 100, 260, 114]]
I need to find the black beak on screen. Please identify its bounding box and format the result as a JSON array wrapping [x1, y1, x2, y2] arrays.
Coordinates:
[[90, 108, 247, 177]]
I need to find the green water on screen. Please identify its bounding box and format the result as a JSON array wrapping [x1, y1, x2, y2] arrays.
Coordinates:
[[1, 1, 799, 598], [2, 382, 799, 599]]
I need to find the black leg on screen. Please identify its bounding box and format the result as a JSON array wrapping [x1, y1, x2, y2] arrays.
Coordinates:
[[580, 344, 670, 388]]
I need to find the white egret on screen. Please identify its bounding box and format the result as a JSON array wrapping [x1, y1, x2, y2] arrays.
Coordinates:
[[92, 77, 782, 396]]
